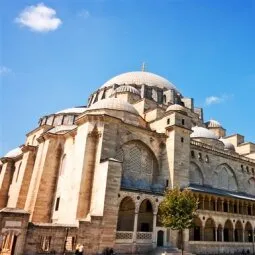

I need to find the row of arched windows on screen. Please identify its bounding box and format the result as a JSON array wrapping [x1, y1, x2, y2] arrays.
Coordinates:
[[190, 217, 254, 243]]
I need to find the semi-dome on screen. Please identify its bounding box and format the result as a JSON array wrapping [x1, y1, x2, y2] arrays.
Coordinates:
[[56, 107, 87, 114], [166, 104, 187, 113], [219, 138, 235, 151], [114, 85, 140, 95], [89, 98, 139, 115], [206, 119, 222, 128], [191, 126, 218, 139], [101, 71, 177, 91], [4, 147, 22, 158]]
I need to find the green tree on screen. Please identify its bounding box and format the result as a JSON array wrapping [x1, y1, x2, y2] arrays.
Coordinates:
[[158, 187, 198, 255]]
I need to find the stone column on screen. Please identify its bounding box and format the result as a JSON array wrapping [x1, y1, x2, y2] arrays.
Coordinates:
[[237, 201, 239, 214], [208, 196, 211, 210], [227, 200, 230, 213], [242, 229, 245, 242], [215, 198, 218, 211], [152, 213, 157, 247], [233, 227, 235, 242], [201, 225, 205, 241], [215, 228, 218, 242], [133, 211, 138, 243], [221, 199, 224, 212], [221, 228, 224, 242]]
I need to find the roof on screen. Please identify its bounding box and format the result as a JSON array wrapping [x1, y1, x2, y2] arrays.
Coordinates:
[[219, 138, 235, 151], [189, 184, 255, 202], [100, 71, 177, 91], [48, 125, 77, 134], [206, 119, 222, 128], [114, 85, 140, 95], [166, 104, 187, 113], [191, 126, 218, 139], [4, 147, 22, 158], [89, 98, 139, 115], [55, 107, 87, 114], [0, 207, 29, 214]]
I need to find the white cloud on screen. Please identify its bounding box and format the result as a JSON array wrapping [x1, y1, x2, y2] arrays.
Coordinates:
[[205, 96, 221, 105], [205, 94, 233, 106], [78, 9, 90, 19], [15, 3, 62, 32], [0, 66, 12, 76]]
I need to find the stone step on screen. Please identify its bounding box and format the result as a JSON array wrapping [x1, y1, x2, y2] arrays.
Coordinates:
[[151, 247, 195, 255]]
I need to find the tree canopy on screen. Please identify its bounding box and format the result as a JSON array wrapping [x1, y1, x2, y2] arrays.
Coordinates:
[[158, 187, 198, 230]]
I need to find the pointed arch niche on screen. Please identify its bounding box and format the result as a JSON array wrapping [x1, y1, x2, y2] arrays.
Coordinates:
[[189, 162, 204, 185], [117, 140, 160, 190], [212, 164, 238, 191]]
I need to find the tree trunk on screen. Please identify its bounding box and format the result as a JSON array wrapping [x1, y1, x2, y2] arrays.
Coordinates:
[[181, 229, 183, 255]]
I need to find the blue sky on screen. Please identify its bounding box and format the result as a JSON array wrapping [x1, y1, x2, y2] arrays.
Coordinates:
[[1, 0, 255, 155]]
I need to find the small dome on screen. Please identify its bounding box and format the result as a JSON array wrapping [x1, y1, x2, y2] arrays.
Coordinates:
[[89, 98, 139, 115], [56, 107, 87, 114], [166, 104, 187, 113], [219, 138, 235, 151], [206, 119, 222, 128], [191, 126, 218, 139], [4, 147, 22, 158], [101, 71, 177, 91], [114, 85, 140, 95]]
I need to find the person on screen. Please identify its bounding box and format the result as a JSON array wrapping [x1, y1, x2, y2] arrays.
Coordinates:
[[75, 244, 80, 255], [78, 244, 84, 255], [109, 248, 115, 255]]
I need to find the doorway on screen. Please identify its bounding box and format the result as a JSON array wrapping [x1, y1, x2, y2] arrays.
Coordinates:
[[0, 233, 18, 255], [157, 230, 164, 247]]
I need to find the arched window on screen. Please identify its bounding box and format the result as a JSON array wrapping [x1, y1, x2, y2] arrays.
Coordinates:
[[204, 218, 216, 241], [118, 141, 158, 190], [163, 95, 167, 104], [117, 197, 135, 231], [235, 221, 243, 242], [137, 199, 153, 232], [189, 217, 202, 241], [59, 154, 66, 176]]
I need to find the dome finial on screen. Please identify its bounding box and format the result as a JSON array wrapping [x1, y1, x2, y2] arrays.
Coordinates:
[[141, 62, 146, 72]]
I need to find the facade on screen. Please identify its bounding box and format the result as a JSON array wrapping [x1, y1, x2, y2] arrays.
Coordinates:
[[0, 70, 255, 255]]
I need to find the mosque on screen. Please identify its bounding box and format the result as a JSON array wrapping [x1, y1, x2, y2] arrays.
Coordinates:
[[0, 70, 255, 255]]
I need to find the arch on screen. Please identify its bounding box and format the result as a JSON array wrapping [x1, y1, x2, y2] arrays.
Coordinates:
[[157, 230, 164, 246], [217, 224, 223, 242], [224, 219, 234, 242], [117, 196, 135, 231], [212, 164, 238, 191], [245, 221, 253, 242], [189, 216, 202, 241], [189, 162, 204, 185], [137, 199, 153, 232], [204, 218, 216, 241], [118, 140, 159, 190], [235, 220, 243, 242], [248, 177, 255, 194]]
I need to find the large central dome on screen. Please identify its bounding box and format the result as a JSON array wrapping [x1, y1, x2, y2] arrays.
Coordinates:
[[100, 71, 177, 90]]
